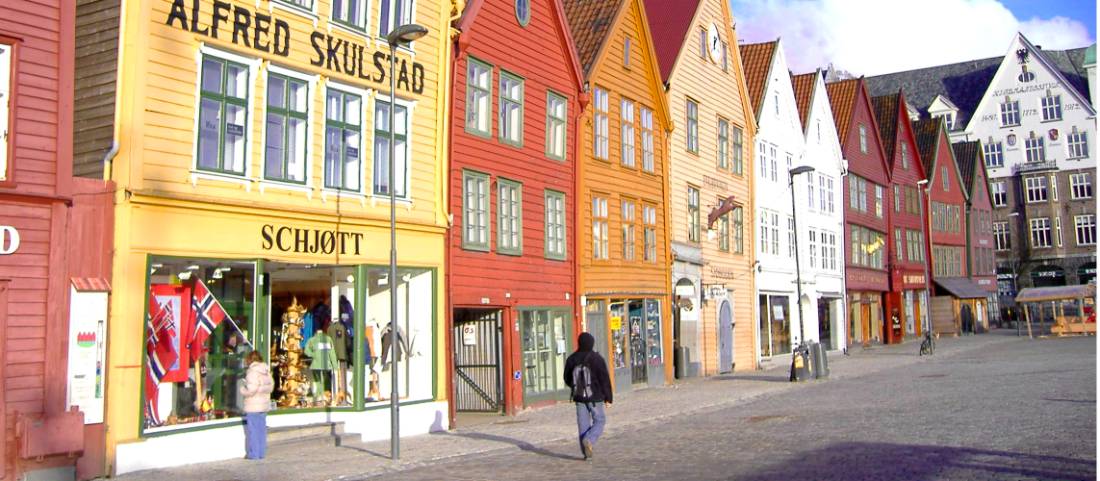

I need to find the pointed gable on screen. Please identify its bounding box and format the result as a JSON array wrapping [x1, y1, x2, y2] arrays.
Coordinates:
[[952, 141, 981, 194], [825, 78, 858, 146], [791, 71, 817, 131], [871, 93, 900, 162], [913, 117, 941, 175], [642, 0, 703, 83], [739, 40, 777, 121], [562, 0, 624, 76]]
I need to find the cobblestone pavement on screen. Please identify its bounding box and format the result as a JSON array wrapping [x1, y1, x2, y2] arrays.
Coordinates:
[[115, 332, 1095, 481]]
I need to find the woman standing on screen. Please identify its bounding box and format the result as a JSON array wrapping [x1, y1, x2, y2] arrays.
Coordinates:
[[240, 350, 274, 460]]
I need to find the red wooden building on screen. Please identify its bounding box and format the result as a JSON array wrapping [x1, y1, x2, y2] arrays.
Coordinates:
[[954, 140, 999, 328], [0, 1, 114, 479], [872, 90, 930, 344], [826, 78, 892, 347], [448, 0, 585, 420]]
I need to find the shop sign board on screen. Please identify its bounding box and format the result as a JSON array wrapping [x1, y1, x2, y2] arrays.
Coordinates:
[[0, 225, 19, 255], [67, 288, 108, 424], [461, 324, 477, 345]]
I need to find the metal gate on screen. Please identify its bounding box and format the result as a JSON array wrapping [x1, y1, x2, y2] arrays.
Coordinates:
[[452, 309, 502, 412]]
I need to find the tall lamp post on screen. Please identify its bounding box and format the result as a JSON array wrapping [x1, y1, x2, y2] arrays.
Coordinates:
[[385, 23, 428, 461], [917, 179, 932, 336], [788, 165, 814, 381]]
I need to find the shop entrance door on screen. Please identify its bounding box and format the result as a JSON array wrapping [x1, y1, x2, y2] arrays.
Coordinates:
[[628, 301, 647, 385], [817, 299, 832, 351], [860, 303, 871, 347], [452, 309, 502, 413], [718, 300, 733, 374]]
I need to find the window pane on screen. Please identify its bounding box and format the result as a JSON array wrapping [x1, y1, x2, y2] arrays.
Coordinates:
[[267, 76, 286, 109], [265, 113, 285, 178], [198, 99, 222, 169]]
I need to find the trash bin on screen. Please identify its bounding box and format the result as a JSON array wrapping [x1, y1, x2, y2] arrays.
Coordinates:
[[788, 345, 812, 382], [674, 346, 689, 379], [810, 341, 829, 379]]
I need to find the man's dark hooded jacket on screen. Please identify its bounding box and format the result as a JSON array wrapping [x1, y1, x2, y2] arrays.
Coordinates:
[[563, 332, 613, 403]]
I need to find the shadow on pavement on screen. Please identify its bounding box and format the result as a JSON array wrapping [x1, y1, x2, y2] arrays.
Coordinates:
[[734, 442, 1095, 481], [433, 431, 583, 462], [711, 374, 791, 383]]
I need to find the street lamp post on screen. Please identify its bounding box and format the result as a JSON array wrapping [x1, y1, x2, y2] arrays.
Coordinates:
[[385, 23, 428, 461], [917, 179, 932, 337], [788, 165, 814, 381]]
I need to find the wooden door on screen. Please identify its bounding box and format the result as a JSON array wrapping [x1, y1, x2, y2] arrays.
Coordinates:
[[861, 303, 871, 346]]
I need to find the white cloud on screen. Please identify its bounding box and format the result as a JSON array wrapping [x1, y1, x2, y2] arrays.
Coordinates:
[[731, 0, 1095, 76]]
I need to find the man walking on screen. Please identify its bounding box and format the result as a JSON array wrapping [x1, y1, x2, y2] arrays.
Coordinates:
[[564, 332, 612, 460]]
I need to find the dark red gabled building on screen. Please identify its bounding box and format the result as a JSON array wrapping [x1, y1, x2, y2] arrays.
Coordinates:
[[448, 0, 585, 420], [872, 90, 930, 344], [953, 140, 999, 330], [915, 117, 983, 335], [827, 78, 892, 347]]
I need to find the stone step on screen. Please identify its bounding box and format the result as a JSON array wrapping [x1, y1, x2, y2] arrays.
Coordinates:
[[268, 422, 346, 445]]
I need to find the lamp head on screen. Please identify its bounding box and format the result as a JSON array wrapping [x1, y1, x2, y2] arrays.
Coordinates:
[[788, 165, 815, 176], [387, 24, 428, 46], [916, 179, 929, 186]]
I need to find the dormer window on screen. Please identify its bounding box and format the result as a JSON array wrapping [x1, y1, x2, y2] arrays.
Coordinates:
[[937, 112, 954, 130]]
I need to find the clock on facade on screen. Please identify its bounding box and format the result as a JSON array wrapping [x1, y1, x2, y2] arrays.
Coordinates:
[[707, 23, 722, 63]]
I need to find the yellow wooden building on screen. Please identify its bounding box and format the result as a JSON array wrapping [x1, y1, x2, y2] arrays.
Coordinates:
[[644, 0, 757, 376], [74, 0, 454, 473], [563, 0, 674, 392]]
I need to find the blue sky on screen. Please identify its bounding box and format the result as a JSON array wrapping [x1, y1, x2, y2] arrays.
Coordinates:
[[730, 0, 1097, 75]]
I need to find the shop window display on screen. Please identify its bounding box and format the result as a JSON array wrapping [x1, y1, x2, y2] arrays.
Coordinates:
[[757, 295, 790, 357], [144, 258, 256, 431], [364, 267, 434, 405]]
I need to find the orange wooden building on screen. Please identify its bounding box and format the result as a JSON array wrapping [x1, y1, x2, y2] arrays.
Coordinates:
[[563, 0, 674, 392]]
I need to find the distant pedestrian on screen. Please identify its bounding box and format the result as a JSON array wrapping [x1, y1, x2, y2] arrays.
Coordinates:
[[240, 350, 274, 460], [961, 304, 974, 335], [564, 332, 613, 460]]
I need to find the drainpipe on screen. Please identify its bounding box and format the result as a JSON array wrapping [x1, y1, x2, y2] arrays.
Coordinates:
[[101, 141, 119, 182]]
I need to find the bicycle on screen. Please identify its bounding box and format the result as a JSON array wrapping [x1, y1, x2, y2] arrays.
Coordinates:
[[919, 329, 935, 356]]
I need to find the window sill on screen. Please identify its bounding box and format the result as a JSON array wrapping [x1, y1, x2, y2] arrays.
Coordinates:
[[190, 170, 253, 190], [462, 245, 490, 253], [259, 180, 314, 198], [271, 1, 319, 23], [329, 21, 373, 42]]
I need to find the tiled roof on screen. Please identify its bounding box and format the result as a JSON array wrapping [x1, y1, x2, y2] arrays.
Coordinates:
[[865, 45, 1091, 129], [72, 277, 111, 292], [913, 117, 942, 174], [825, 78, 859, 145], [563, 0, 625, 76], [739, 40, 777, 121], [643, 0, 702, 83], [871, 93, 900, 165], [952, 140, 981, 194], [791, 71, 817, 130]]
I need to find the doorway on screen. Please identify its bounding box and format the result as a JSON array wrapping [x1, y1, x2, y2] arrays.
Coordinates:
[[628, 301, 647, 385], [860, 303, 871, 346], [718, 300, 733, 373], [817, 299, 832, 351], [452, 308, 502, 413]]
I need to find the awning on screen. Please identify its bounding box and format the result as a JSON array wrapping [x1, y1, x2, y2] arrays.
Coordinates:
[[1015, 284, 1096, 303], [71, 277, 111, 292], [933, 278, 990, 299]]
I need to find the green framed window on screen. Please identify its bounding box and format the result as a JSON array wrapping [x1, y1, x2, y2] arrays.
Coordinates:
[[732, 125, 743, 175], [277, 0, 314, 12], [688, 186, 700, 242], [379, 0, 413, 38], [621, 198, 636, 260], [717, 118, 729, 170], [686, 99, 699, 153], [264, 73, 308, 183], [498, 179, 523, 255], [197, 55, 249, 176], [643, 204, 657, 261], [718, 208, 729, 252], [733, 206, 743, 253], [462, 170, 490, 251], [466, 58, 492, 137], [544, 190, 566, 260], [641, 106, 654, 172], [620, 99, 635, 167], [323, 88, 362, 191], [499, 72, 524, 147], [545, 92, 567, 160], [373, 99, 409, 197], [332, 0, 367, 30]]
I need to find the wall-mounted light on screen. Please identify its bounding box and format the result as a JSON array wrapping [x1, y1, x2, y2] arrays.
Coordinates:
[[346, 274, 355, 283]]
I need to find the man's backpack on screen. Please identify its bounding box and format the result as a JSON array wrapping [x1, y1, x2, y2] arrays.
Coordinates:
[[571, 354, 594, 400]]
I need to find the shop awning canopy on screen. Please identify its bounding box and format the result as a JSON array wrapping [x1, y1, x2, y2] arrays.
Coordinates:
[[934, 278, 990, 299], [1015, 284, 1096, 304]]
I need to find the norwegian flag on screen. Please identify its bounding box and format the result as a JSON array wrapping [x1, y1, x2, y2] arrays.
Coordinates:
[[189, 278, 232, 359], [145, 298, 178, 426]]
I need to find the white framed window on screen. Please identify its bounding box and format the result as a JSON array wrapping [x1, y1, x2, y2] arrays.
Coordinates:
[[332, 0, 368, 30], [462, 170, 490, 251], [859, 124, 868, 153], [643, 205, 657, 261], [809, 229, 819, 268], [641, 106, 654, 172], [787, 216, 795, 258], [466, 58, 492, 136], [1055, 216, 1063, 247], [324, 88, 363, 191], [592, 196, 609, 260], [593, 88, 609, 160], [1071, 173, 1092, 199], [499, 72, 524, 147], [901, 143, 909, 170], [264, 71, 309, 184], [686, 99, 699, 153], [621, 199, 635, 260], [1025, 176, 1047, 203], [942, 166, 949, 191], [718, 208, 730, 252], [731, 125, 743, 175], [1000, 97, 1020, 126], [1025, 132, 1046, 163], [991, 181, 1007, 206], [820, 175, 829, 211], [826, 177, 835, 213], [994, 221, 1007, 250], [623, 36, 631, 69], [733, 207, 744, 254], [545, 92, 567, 160], [717, 119, 729, 170], [893, 185, 900, 212], [758, 142, 767, 180], [544, 190, 566, 260], [983, 140, 1003, 168], [498, 179, 523, 255], [1029, 217, 1051, 248], [197, 54, 250, 176], [769, 147, 777, 182], [1040, 92, 1062, 122], [807, 173, 815, 210], [874, 184, 884, 218], [379, 0, 413, 38], [1067, 127, 1089, 159], [372, 97, 410, 197], [1074, 215, 1096, 245], [620, 99, 635, 167], [0, 43, 9, 182]]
